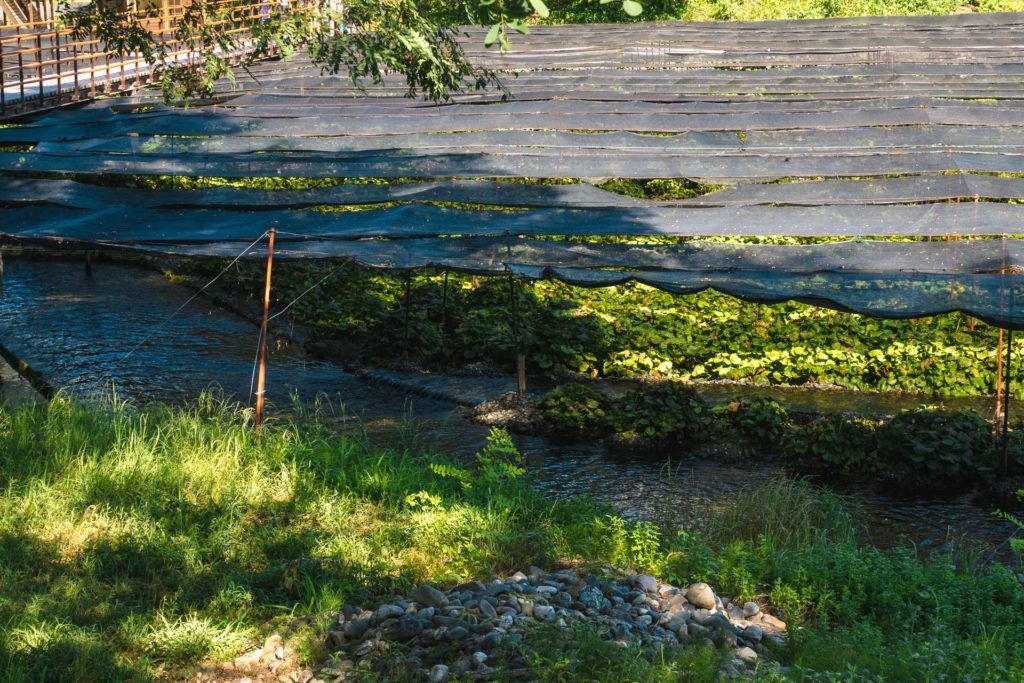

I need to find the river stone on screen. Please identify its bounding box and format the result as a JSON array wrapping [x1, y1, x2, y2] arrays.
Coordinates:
[[579, 585, 605, 610], [743, 625, 764, 643], [373, 604, 405, 624], [382, 615, 424, 641], [344, 618, 371, 640], [742, 601, 760, 618], [413, 584, 449, 609], [480, 631, 503, 650], [736, 646, 759, 663], [685, 583, 716, 610], [445, 626, 469, 641], [533, 605, 556, 621], [633, 574, 659, 593], [478, 600, 497, 619], [428, 664, 450, 682]]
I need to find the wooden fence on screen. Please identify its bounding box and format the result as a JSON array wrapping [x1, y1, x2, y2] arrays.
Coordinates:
[[1, 1, 273, 118]]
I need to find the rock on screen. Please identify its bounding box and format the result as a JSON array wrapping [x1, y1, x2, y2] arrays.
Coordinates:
[[428, 664, 450, 682], [685, 583, 716, 610], [446, 626, 469, 641], [742, 601, 761, 618], [533, 605, 556, 621], [471, 651, 488, 668], [579, 585, 606, 611], [372, 604, 405, 624], [743, 625, 764, 643], [413, 584, 449, 609], [736, 646, 758, 664], [528, 566, 545, 579], [382, 615, 424, 641], [264, 633, 283, 652], [633, 574, 659, 594], [510, 571, 528, 583], [761, 613, 787, 630], [325, 630, 345, 649], [479, 631, 503, 650], [479, 600, 497, 619]]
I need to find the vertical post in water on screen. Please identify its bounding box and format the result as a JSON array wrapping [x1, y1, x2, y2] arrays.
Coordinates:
[[509, 273, 526, 398], [254, 229, 276, 430], [996, 328, 1005, 422], [1002, 328, 1014, 472], [440, 270, 449, 348], [402, 270, 413, 359], [84, 251, 93, 277]]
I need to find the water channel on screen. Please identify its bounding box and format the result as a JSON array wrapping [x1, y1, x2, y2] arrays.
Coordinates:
[[0, 255, 1019, 562]]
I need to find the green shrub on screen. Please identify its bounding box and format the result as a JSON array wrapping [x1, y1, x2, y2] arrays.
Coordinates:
[[784, 414, 879, 473], [607, 384, 708, 444], [876, 408, 996, 481], [539, 383, 611, 435], [714, 395, 791, 447]]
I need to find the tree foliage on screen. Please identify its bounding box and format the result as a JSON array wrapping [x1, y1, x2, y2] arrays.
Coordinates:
[[65, 0, 641, 102]]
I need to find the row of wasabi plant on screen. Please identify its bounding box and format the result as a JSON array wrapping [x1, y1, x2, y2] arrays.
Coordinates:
[[539, 382, 1024, 485], [1, 395, 1023, 681], [172, 256, 1024, 399]]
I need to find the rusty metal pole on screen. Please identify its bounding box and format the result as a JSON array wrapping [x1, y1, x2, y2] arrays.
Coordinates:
[[254, 229, 275, 429], [996, 327, 1005, 422]]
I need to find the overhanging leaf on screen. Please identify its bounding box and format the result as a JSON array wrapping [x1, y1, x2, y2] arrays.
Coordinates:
[[622, 0, 643, 16]]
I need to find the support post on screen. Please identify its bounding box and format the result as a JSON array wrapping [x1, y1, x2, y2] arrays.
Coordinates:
[[440, 269, 449, 347], [402, 270, 413, 359], [254, 229, 276, 430], [84, 251, 93, 277], [509, 274, 526, 398], [996, 327, 1005, 422]]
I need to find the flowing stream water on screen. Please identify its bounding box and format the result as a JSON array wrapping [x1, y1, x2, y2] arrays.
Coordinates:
[[0, 255, 1020, 562]]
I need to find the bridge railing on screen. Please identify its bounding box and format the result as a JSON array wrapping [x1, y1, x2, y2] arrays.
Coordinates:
[[1, 1, 273, 118]]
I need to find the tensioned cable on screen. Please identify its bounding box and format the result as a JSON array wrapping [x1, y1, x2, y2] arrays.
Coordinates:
[[107, 231, 269, 376]]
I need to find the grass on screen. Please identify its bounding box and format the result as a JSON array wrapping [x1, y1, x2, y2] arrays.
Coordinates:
[[0, 395, 1022, 681]]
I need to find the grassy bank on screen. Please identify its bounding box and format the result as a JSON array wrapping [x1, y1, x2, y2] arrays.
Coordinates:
[[0, 396, 1023, 680]]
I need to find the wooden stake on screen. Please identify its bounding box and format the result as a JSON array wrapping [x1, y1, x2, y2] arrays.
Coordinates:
[[254, 229, 275, 429]]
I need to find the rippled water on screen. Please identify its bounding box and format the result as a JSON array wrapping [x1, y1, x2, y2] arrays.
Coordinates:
[[0, 255, 1019, 562]]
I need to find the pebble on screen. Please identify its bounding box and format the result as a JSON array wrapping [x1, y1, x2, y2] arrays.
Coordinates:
[[328, 569, 786, 680]]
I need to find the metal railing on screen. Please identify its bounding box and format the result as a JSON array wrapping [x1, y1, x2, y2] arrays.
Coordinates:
[[1, 1, 273, 118]]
